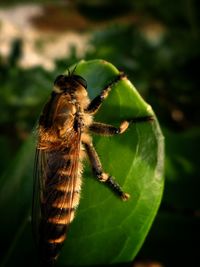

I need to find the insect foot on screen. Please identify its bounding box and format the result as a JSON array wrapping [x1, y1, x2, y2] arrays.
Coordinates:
[[119, 121, 129, 134], [121, 193, 130, 201]]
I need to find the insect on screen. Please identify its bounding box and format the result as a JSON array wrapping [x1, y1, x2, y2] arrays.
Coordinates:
[[32, 69, 153, 266]]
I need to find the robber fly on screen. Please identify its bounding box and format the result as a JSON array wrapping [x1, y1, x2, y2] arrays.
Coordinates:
[[32, 68, 153, 266]]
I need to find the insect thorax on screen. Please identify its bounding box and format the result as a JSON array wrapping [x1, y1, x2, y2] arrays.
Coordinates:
[[38, 83, 93, 149]]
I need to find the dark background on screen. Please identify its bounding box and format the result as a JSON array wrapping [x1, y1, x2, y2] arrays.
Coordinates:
[[0, 1, 200, 266]]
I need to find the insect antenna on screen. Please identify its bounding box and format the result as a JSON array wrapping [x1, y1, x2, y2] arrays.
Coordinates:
[[71, 64, 79, 76], [67, 68, 71, 77]]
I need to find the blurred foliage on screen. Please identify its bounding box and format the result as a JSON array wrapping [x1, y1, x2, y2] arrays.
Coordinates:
[[0, 39, 52, 175], [0, 0, 200, 266], [0, 0, 50, 6]]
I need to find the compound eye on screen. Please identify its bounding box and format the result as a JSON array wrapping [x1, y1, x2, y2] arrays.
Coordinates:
[[54, 75, 66, 86], [73, 75, 87, 88]]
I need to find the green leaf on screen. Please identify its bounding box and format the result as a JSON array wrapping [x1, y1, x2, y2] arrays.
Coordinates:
[[0, 59, 164, 267], [59, 59, 164, 266]]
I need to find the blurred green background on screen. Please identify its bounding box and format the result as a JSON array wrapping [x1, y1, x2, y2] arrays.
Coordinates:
[[0, 0, 199, 266]]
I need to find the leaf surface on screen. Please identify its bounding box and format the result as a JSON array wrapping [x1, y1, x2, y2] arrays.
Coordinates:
[[59, 59, 164, 266], [0, 59, 164, 267]]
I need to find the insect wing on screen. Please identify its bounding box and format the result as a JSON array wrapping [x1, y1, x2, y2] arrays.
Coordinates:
[[32, 148, 44, 245], [32, 128, 81, 247]]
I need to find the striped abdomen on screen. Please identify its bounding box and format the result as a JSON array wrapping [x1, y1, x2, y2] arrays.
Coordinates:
[[39, 147, 82, 266]]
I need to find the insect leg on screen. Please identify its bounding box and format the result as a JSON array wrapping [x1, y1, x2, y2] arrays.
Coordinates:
[[83, 141, 130, 201], [85, 72, 126, 114], [89, 121, 129, 136], [89, 116, 153, 136]]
